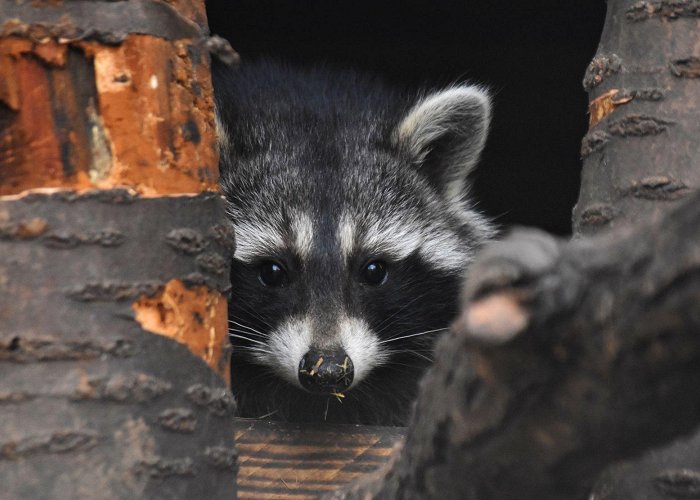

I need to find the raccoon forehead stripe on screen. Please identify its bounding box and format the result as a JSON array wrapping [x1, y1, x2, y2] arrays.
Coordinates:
[[233, 220, 286, 263], [291, 211, 314, 260], [337, 214, 356, 257]]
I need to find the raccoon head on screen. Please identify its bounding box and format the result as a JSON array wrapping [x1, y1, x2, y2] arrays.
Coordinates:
[[215, 63, 493, 421]]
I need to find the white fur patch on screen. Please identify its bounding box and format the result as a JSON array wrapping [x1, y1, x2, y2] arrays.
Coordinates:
[[233, 219, 286, 263], [396, 85, 491, 207], [419, 229, 470, 271], [344, 212, 469, 271], [291, 211, 314, 260], [338, 214, 356, 259], [257, 315, 313, 388], [362, 215, 424, 261], [338, 315, 388, 386]]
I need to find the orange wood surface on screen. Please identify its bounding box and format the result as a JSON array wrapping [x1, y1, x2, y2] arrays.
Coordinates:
[[234, 419, 405, 499]]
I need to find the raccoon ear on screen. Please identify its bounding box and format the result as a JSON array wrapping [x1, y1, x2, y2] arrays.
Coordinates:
[[394, 86, 491, 202]]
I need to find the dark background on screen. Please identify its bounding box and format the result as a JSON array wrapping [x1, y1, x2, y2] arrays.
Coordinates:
[[206, 1, 607, 235]]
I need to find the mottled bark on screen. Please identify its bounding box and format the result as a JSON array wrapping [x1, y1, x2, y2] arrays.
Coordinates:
[[0, 1, 237, 498], [577, 1, 700, 497], [575, 0, 700, 235], [0, 0, 221, 195], [330, 186, 700, 500]]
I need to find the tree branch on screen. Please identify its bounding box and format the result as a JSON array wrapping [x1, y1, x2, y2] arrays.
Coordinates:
[[332, 189, 700, 500]]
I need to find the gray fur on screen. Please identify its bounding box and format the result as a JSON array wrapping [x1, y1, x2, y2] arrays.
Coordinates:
[[214, 60, 494, 425]]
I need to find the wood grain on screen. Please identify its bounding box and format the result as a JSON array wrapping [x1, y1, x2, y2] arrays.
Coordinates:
[[234, 419, 405, 499]]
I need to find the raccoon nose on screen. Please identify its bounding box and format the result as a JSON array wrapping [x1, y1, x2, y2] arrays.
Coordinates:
[[298, 350, 354, 394]]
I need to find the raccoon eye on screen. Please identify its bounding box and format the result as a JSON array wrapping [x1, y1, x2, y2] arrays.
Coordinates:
[[258, 261, 287, 287], [360, 260, 388, 286]]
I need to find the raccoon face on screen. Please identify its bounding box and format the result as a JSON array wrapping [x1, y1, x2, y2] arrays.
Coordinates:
[[215, 62, 493, 423]]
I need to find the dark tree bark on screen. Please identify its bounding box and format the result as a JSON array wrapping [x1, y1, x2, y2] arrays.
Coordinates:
[[0, 2, 238, 498], [330, 189, 700, 500], [575, 0, 700, 235], [575, 1, 700, 497], [332, 1, 700, 499]]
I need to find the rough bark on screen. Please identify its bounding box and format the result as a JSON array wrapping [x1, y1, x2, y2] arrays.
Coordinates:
[[0, 0, 222, 196], [330, 186, 700, 500], [574, 0, 700, 235], [0, 1, 238, 498], [332, 1, 700, 498], [575, 1, 700, 497]]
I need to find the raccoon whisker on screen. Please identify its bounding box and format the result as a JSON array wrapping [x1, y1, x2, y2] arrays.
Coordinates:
[[228, 332, 270, 347], [255, 409, 279, 419], [373, 293, 431, 335], [379, 327, 448, 344], [228, 328, 266, 342], [231, 343, 273, 356], [388, 348, 433, 362], [227, 326, 267, 341], [324, 398, 330, 421], [228, 327, 267, 342], [228, 319, 267, 337], [385, 359, 431, 369], [232, 301, 275, 328], [228, 318, 266, 333]]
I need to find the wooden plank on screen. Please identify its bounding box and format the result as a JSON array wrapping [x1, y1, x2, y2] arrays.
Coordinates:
[[234, 418, 405, 499]]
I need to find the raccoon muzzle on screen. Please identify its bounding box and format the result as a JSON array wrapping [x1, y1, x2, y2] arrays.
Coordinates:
[[298, 350, 354, 394]]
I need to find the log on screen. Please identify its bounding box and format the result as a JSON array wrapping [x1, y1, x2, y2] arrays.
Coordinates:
[[330, 186, 700, 500], [0, 1, 238, 498], [234, 418, 404, 499]]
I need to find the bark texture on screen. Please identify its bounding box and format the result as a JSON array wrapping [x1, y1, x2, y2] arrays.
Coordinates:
[[575, 0, 700, 235], [0, 0, 221, 196], [332, 1, 700, 498], [577, 1, 700, 497], [330, 187, 700, 500], [0, 1, 238, 498]]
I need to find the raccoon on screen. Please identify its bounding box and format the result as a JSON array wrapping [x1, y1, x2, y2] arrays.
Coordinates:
[[213, 61, 494, 425]]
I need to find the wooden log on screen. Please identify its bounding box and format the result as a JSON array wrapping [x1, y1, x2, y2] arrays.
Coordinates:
[[330, 186, 700, 500], [0, 1, 219, 195], [0, 1, 238, 498], [234, 419, 404, 499]]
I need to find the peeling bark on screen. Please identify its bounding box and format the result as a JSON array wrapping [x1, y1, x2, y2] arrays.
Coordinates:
[[574, 0, 700, 235], [0, 0, 232, 196], [0, 1, 236, 498]]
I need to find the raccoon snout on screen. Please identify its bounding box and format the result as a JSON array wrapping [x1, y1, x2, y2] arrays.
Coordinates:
[[298, 350, 354, 394]]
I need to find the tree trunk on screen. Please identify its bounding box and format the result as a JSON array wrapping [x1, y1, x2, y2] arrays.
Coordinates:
[[575, 1, 700, 497], [574, 0, 700, 235], [0, 2, 238, 498], [332, 1, 700, 498]]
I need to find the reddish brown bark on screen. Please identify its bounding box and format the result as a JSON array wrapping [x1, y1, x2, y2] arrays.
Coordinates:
[[0, 1, 237, 498], [0, 3, 219, 196]]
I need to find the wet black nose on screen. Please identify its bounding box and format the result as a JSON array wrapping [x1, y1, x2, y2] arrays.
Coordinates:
[[298, 350, 354, 394]]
